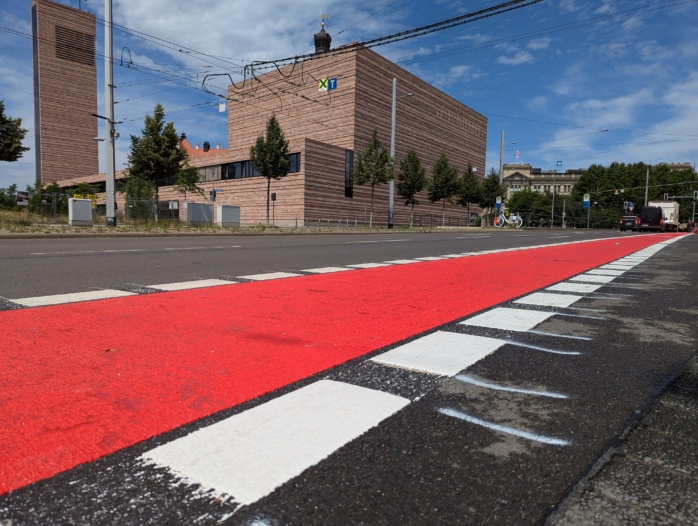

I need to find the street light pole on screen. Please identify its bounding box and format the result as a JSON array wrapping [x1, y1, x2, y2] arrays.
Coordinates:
[[389, 78, 396, 229], [499, 130, 504, 183], [551, 170, 556, 228], [104, 0, 116, 227]]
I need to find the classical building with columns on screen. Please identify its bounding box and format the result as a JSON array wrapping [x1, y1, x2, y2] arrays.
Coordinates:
[[502, 164, 584, 200]]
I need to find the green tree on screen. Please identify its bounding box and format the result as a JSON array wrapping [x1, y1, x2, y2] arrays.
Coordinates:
[[428, 153, 459, 226], [456, 163, 482, 225], [249, 113, 290, 225], [174, 165, 204, 202], [478, 168, 506, 225], [127, 103, 191, 220], [0, 184, 18, 209], [396, 148, 426, 227], [353, 130, 392, 227], [0, 100, 29, 162]]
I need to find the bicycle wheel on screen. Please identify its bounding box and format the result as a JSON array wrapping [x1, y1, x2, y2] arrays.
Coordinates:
[[515, 217, 523, 228], [493, 216, 504, 227]]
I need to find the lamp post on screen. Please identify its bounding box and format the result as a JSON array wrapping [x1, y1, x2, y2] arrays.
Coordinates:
[[104, 0, 116, 227], [388, 78, 412, 228], [551, 161, 562, 228]]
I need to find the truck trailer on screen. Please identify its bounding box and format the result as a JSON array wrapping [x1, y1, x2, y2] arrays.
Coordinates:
[[647, 200, 680, 231]]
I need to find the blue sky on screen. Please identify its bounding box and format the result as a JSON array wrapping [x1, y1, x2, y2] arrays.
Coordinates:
[[1, 0, 697, 190]]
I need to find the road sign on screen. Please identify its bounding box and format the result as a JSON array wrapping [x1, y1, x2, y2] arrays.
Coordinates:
[[628, 201, 635, 211], [583, 193, 590, 209], [495, 196, 502, 210], [556, 161, 562, 167]]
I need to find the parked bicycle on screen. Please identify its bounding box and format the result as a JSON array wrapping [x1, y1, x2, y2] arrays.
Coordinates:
[[493, 210, 523, 228]]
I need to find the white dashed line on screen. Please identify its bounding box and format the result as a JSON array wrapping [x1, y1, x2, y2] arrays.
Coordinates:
[[383, 259, 420, 264], [12, 289, 135, 307], [547, 282, 601, 293], [347, 263, 392, 269], [301, 267, 354, 274], [141, 380, 409, 506], [460, 308, 555, 332], [371, 331, 505, 376], [237, 272, 303, 281], [514, 292, 583, 308], [569, 274, 617, 284], [146, 279, 235, 291]]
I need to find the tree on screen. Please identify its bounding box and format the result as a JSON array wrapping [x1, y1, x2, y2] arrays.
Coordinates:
[[478, 168, 506, 225], [0, 100, 29, 162], [174, 165, 204, 202], [353, 130, 392, 227], [427, 153, 460, 226], [0, 184, 18, 209], [127, 103, 191, 220], [396, 148, 426, 227], [456, 163, 482, 225], [249, 113, 290, 225]]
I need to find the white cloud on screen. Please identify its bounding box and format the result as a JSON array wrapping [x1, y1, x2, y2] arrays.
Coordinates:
[[496, 50, 535, 66], [527, 37, 552, 51]]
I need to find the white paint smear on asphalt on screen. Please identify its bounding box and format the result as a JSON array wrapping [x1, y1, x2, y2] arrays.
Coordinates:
[[371, 331, 505, 376], [141, 380, 409, 506], [238, 272, 303, 281]]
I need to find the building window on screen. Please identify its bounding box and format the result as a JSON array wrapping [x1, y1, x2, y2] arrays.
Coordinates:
[[289, 153, 301, 173], [345, 150, 354, 198]]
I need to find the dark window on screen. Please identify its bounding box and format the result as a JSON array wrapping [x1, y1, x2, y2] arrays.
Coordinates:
[[345, 150, 354, 198], [289, 153, 301, 173]]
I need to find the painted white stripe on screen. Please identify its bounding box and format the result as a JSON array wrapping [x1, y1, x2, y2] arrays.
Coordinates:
[[440, 254, 467, 258], [438, 408, 571, 446], [546, 282, 601, 293], [383, 259, 420, 264], [147, 279, 235, 291], [301, 267, 353, 274], [514, 292, 582, 308], [569, 274, 616, 284], [371, 331, 505, 376], [347, 263, 391, 269], [414, 256, 446, 261], [141, 380, 409, 506], [461, 308, 555, 332], [13, 289, 135, 307], [454, 374, 569, 399], [238, 272, 303, 281], [586, 269, 624, 276]]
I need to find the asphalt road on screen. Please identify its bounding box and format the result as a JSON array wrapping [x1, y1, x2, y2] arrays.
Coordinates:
[[0, 231, 696, 525], [1, 229, 635, 299]]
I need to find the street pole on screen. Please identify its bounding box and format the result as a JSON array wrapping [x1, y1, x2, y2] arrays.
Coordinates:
[[388, 78, 396, 229], [499, 130, 504, 183], [551, 171, 556, 228], [104, 0, 116, 227], [644, 167, 649, 206]]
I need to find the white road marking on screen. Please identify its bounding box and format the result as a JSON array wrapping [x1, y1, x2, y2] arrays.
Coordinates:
[[460, 308, 555, 332], [238, 272, 303, 281], [383, 259, 420, 264], [569, 274, 616, 284], [514, 292, 582, 308], [146, 279, 235, 291], [454, 374, 569, 399], [141, 380, 409, 506], [414, 256, 447, 261], [438, 407, 571, 446], [371, 331, 505, 376], [586, 269, 625, 276], [546, 282, 601, 293], [346, 239, 408, 244], [347, 263, 392, 269], [13, 289, 135, 307], [29, 246, 241, 255], [301, 267, 354, 274]]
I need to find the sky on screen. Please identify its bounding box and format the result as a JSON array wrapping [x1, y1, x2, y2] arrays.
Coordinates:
[[1, 0, 698, 190]]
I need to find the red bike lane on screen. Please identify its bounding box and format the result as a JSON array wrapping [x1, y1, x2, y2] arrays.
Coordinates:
[[0, 235, 677, 495]]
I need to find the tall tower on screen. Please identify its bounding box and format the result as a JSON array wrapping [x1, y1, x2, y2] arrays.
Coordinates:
[[31, 0, 98, 185]]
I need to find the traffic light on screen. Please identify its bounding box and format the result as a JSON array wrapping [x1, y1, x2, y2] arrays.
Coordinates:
[[694, 190, 698, 200], [209, 190, 215, 202]]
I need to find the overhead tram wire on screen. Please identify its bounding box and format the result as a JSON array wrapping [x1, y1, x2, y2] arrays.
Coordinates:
[[241, 0, 544, 76]]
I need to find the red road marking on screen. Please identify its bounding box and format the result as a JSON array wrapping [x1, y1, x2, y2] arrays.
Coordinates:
[[0, 236, 676, 494]]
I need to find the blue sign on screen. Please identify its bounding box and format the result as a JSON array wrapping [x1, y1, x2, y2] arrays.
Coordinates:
[[328, 77, 337, 91], [556, 161, 562, 167]]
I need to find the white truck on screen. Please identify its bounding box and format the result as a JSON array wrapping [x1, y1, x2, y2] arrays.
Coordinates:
[[647, 200, 680, 231]]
